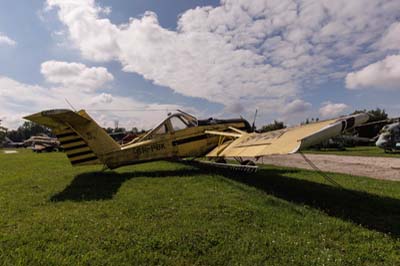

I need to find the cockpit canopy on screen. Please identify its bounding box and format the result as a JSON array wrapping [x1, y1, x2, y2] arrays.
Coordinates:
[[152, 111, 197, 135], [381, 122, 400, 133], [122, 109, 251, 146], [133, 110, 198, 143]]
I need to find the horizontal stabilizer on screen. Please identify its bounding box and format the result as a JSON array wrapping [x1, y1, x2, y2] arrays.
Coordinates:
[[24, 109, 120, 167], [24, 109, 90, 128]]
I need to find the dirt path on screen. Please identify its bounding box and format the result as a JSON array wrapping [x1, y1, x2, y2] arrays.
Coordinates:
[[257, 154, 400, 181]]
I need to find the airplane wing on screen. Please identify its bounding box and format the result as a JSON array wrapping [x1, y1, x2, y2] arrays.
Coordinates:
[[206, 113, 369, 158]]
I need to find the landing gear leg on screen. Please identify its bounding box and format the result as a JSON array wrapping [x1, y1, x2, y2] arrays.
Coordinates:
[[240, 160, 256, 166]]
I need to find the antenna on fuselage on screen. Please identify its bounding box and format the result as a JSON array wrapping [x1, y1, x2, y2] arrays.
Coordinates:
[[65, 98, 77, 112], [251, 109, 258, 132]]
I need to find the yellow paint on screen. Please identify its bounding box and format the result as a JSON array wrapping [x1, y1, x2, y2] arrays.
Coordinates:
[[206, 119, 338, 157], [25, 109, 368, 169], [24, 109, 249, 169]]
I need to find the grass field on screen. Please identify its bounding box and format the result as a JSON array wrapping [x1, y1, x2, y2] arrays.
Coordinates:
[[1, 149, 400, 265], [305, 146, 400, 158]]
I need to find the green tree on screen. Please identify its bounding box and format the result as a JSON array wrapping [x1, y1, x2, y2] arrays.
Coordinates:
[[6, 121, 52, 142], [259, 120, 286, 132], [131, 127, 146, 134], [353, 108, 389, 138], [352, 108, 388, 122], [0, 119, 7, 143], [113, 127, 126, 133], [367, 108, 388, 122], [104, 127, 114, 134]]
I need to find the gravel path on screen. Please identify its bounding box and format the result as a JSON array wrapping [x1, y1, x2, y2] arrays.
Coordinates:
[[257, 154, 400, 181]]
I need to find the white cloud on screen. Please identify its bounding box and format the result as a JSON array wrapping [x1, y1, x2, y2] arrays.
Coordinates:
[[45, 0, 400, 117], [319, 102, 348, 118], [279, 99, 312, 123], [0, 33, 16, 46], [223, 102, 245, 114], [377, 22, 400, 52], [46, 0, 120, 62], [0, 75, 185, 130], [282, 99, 312, 116], [346, 55, 400, 90], [41, 61, 114, 91], [91, 93, 113, 104]]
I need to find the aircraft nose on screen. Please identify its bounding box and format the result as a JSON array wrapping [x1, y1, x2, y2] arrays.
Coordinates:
[[376, 138, 386, 148], [376, 132, 390, 148]]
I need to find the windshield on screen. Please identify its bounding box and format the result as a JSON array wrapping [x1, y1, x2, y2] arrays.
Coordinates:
[[170, 116, 188, 131]]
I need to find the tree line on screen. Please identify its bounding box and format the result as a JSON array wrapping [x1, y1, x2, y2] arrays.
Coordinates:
[[5, 121, 53, 142], [0, 119, 7, 143]]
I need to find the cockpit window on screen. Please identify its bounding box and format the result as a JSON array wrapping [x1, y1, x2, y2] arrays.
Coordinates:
[[180, 116, 196, 127], [170, 116, 188, 131], [154, 124, 168, 135]]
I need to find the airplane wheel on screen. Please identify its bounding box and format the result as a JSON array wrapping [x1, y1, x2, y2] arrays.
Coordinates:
[[241, 160, 255, 166]]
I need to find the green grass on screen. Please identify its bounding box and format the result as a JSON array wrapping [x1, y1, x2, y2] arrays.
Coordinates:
[[304, 146, 400, 158], [1, 149, 400, 265]]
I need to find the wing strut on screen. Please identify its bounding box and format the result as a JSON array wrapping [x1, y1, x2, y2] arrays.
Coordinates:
[[299, 152, 343, 188]]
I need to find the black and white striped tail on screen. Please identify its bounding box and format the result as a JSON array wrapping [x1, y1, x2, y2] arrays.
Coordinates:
[[55, 129, 101, 166]]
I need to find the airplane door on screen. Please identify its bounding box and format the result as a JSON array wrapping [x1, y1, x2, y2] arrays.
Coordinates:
[[170, 131, 179, 157], [164, 118, 179, 157], [169, 116, 197, 157]]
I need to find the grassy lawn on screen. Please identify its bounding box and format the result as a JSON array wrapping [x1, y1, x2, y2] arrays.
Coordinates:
[[1, 149, 400, 265], [304, 146, 400, 158]]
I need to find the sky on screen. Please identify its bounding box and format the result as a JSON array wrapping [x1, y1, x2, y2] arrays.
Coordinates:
[[0, 0, 400, 130]]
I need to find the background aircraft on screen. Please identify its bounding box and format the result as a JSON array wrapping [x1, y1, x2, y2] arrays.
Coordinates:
[[23, 134, 60, 152], [376, 122, 400, 152]]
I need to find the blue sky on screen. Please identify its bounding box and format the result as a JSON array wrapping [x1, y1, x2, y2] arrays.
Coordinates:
[[0, 0, 400, 129]]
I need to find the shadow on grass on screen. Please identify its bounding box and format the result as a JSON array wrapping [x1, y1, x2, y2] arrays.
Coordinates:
[[222, 167, 400, 238], [50, 168, 203, 202], [51, 163, 400, 237]]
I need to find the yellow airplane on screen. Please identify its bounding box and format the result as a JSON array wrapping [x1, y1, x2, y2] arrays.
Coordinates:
[[24, 109, 369, 170]]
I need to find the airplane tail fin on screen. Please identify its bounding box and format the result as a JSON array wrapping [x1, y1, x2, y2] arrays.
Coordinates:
[[24, 109, 120, 166]]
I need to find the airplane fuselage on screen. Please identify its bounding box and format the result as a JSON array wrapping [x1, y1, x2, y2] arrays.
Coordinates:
[[101, 120, 250, 169]]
